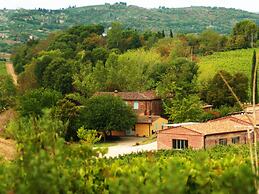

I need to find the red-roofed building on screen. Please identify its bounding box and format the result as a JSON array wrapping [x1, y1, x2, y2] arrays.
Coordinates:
[[96, 90, 168, 137], [157, 116, 254, 150], [96, 90, 162, 116]]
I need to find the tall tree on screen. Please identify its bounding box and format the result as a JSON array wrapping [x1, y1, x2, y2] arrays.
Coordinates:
[[81, 95, 137, 139], [203, 71, 248, 107], [232, 20, 257, 48], [251, 50, 258, 103], [107, 22, 123, 49], [162, 30, 165, 38], [170, 29, 173, 38]]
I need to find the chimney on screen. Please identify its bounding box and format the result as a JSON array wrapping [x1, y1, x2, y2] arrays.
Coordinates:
[[114, 90, 118, 96]]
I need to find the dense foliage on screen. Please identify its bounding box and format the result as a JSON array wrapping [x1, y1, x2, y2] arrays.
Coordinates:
[[0, 75, 16, 111], [10, 21, 258, 123], [201, 71, 249, 107], [18, 88, 62, 117], [81, 95, 137, 134]]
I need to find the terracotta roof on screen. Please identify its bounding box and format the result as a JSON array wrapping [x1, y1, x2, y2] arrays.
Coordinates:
[[160, 116, 252, 135], [95, 91, 160, 101], [137, 115, 162, 124], [232, 112, 259, 125], [186, 117, 252, 135]]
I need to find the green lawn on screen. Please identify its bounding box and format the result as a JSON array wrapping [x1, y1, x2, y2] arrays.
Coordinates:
[[198, 48, 259, 82], [0, 62, 6, 75]]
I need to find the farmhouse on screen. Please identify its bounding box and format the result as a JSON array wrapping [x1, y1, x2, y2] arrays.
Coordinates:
[[157, 116, 254, 150], [96, 90, 168, 137]]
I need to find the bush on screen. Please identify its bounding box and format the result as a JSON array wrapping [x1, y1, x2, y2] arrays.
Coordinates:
[[18, 88, 62, 117], [0, 75, 16, 111]]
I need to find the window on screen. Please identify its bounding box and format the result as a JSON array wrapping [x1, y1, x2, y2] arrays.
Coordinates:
[[219, 138, 227, 145], [172, 139, 188, 149], [134, 101, 139, 109], [232, 136, 240, 144]]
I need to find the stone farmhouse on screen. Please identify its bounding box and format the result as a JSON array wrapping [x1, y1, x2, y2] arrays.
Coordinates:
[[96, 90, 168, 137]]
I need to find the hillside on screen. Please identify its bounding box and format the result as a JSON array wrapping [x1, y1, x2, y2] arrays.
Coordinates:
[[198, 48, 259, 82], [0, 4, 259, 52]]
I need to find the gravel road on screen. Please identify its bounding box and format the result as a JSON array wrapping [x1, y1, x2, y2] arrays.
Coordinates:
[[105, 141, 157, 158]]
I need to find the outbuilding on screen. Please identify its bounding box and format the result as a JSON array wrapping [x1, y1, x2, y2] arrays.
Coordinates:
[[157, 117, 253, 150]]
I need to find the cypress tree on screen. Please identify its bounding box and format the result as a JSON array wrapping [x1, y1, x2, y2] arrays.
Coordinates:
[[170, 29, 173, 38], [162, 30, 165, 38], [251, 50, 258, 103]]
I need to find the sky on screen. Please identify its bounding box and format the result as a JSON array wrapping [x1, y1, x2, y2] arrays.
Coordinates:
[[0, 0, 258, 13]]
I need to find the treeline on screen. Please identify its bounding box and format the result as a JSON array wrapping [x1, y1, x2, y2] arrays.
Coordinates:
[[6, 20, 258, 137]]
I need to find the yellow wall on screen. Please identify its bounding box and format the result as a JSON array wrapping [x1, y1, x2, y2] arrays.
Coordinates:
[[135, 118, 168, 137], [151, 117, 168, 132], [135, 124, 150, 137]]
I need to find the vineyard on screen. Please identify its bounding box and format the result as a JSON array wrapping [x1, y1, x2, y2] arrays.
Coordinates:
[[198, 48, 259, 82], [0, 114, 257, 193]]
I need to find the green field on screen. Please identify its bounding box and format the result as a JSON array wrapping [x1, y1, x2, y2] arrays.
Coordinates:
[[0, 62, 6, 76], [198, 48, 259, 82]]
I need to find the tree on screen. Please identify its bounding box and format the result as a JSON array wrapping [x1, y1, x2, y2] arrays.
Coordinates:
[[91, 47, 109, 64], [18, 63, 38, 93], [170, 29, 173, 38], [52, 94, 83, 140], [73, 62, 99, 98], [157, 58, 199, 99], [162, 30, 165, 38], [34, 50, 63, 86], [80, 95, 137, 139], [251, 50, 258, 103], [199, 29, 224, 54], [107, 22, 123, 49], [231, 20, 258, 48], [104, 52, 122, 91], [0, 75, 16, 111], [42, 58, 74, 94], [203, 71, 248, 108], [165, 94, 204, 123], [156, 58, 200, 122], [18, 88, 62, 117]]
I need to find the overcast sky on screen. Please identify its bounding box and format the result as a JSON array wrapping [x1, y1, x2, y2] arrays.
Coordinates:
[[0, 0, 258, 13]]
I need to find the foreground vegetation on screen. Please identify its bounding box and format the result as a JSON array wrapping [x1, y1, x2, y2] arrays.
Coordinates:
[[0, 62, 6, 75], [0, 113, 256, 193]]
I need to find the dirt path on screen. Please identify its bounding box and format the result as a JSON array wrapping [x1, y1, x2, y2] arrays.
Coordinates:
[[104, 137, 157, 158], [0, 109, 16, 160], [0, 138, 15, 160], [6, 62, 18, 86]]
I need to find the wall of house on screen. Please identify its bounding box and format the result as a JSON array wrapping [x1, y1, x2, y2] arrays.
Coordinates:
[[151, 100, 163, 115], [204, 131, 248, 148], [151, 118, 168, 133], [135, 124, 150, 137], [111, 130, 126, 137], [157, 127, 204, 150], [126, 100, 162, 116]]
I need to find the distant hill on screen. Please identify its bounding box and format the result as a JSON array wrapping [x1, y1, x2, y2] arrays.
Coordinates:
[[0, 4, 259, 52]]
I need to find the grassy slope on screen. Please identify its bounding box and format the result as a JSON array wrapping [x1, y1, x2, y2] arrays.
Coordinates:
[[198, 48, 259, 83], [0, 62, 6, 76]]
